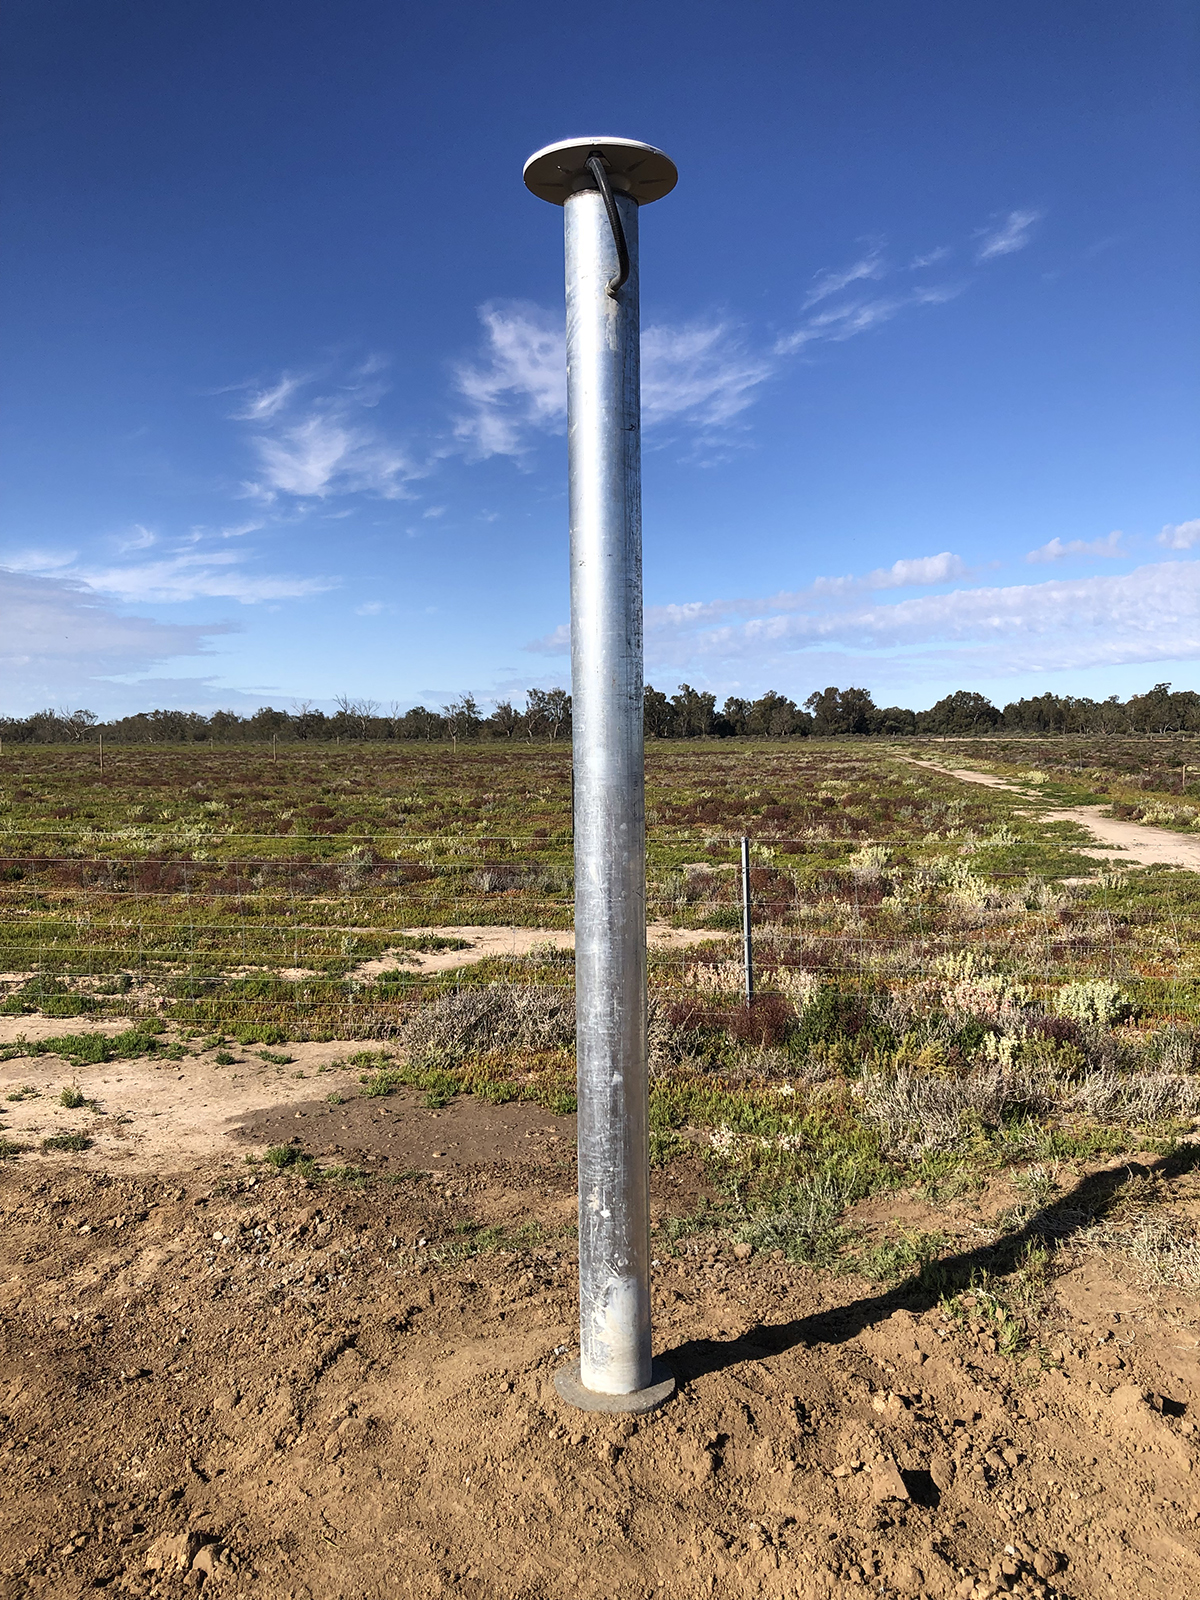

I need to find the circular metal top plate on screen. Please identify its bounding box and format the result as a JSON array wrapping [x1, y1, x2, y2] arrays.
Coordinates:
[[523, 137, 677, 206]]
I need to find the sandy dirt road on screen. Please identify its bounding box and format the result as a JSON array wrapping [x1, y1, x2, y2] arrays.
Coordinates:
[[905, 760, 1200, 871]]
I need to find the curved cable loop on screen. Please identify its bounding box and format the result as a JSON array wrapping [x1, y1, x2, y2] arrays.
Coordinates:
[[585, 154, 630, 299]]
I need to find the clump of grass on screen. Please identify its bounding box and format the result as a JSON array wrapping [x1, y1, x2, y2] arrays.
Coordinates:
[[265, 1143, 303, 1168], [233, 1023, 288, 1046], [733, 1171, 860, 1268], [359, 1060, 458, 1109], [849, 1227, 948, 1283], [258, 1050, 294, 1065], [59, 1082, 88, 1109], [41, 1131, 92, 1152], [858, 1063, 1055, 1157], [214, 1050, 237, 1065], [5, 1085, 37, 1102], [0, 1028, 164, 1066], [433, 1218, 546, 1262], [0, 1137, 27, 1160], [400, 984, 575, 1059]]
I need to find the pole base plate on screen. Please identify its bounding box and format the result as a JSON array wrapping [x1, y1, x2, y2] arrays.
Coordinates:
[[553, 1358, 676, 1414]]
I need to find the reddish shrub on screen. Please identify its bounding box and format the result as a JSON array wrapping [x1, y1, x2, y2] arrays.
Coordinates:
[[727, 993, 796, 1047]]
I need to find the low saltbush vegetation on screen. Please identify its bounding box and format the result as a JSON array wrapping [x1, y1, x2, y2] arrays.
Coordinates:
[[2, 740, 1199, 1303]]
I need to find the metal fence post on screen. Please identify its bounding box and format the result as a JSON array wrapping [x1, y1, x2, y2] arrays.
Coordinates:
[[525, 137, 677, 1413], [741, 835, 753, 1006]]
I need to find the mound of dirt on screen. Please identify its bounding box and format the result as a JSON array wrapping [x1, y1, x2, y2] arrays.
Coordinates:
[[2, 1132, 1199, 1599]]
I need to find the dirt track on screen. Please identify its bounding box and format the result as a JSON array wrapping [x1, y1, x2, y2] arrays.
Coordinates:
[[905, 761, 1200, 872]]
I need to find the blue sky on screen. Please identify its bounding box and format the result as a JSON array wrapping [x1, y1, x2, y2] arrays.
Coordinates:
[[2, 0, 1197, 717]]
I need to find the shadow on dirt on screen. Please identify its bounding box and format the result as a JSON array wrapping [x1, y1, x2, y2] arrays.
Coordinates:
[[664, 1144, 1200, 1385]]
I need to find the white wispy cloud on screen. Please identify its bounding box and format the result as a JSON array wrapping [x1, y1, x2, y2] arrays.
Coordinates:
[[975, 209, 1042, 262], [791, 551, 971, 599], [1159, 518, 1200, 550], [0, 566, 232, 708], [4, 542, 336, 607], [526, 550, 970, 654], [454, 302, 774, 459], [1026, 530, 1126, 563], [453, 302, 566, 459], [231, 373, 308, 422], [774, 283, 964, 356], [802, 249, 886, 308], [641, 321, 775, 428], [115, 524, 158, 554], [635, 559, 1200, 682], [238, 362, 420, 502], [453, 203, 1041, 459]]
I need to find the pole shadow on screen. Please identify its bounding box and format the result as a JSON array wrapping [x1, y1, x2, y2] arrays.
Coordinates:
[[661, 1143, 1198, 1385]]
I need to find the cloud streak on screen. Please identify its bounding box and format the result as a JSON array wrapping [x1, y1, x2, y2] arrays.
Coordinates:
[[1159, 518, 1200, 551], [1026, 530, 1126, 563], [975, 209, 1042, 262], [453, 303, 775, 460], [637, 559, 1200, 683], [457, 204, 1040, 457], [0, 567, 232, 709], [802, 248, 886, 308], [6, 540, 336, 607], [237, 362, 420, 502], [526, 550, 971, 654]]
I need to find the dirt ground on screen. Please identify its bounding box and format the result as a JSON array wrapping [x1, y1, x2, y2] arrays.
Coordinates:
[[349, 924, 727, 982], [904, 761, 1200, 872], [2, 1057, 1200, 1600]]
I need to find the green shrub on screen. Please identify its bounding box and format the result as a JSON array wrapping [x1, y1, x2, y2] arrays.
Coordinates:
[[42, 1131, 92, 1152]]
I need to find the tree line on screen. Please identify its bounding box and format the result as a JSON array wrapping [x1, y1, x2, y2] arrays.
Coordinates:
[[3, 682, 1199, 745]]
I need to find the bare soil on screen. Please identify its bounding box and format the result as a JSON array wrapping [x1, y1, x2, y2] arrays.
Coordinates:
[[350, 924, 726, 982], [2, 1082, 1200, 1599], [904, 761, 1200, 872]]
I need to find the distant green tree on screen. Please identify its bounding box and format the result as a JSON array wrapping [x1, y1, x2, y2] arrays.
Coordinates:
[[1125, 682, 1200, 734], [670, 684, 716, 737], [443, 695, 482, 741], [918, 690, 1001, 735], [643, 686, 673, 738], [524, 688, 572, 740], [804, 686, 877, 736], [747, 690, 808, 737], [489, 701, 521, 739], [398, 706, 445, 740], [716, 696, 751, 737], [874, 705, 917, 735]]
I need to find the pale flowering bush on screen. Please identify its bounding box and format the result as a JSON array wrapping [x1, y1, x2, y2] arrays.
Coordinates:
[[683, 961, 745, 995], [847, 845, 889, 885], [772, 966, 821, 1009], [1055, 980, 1131, 1028]]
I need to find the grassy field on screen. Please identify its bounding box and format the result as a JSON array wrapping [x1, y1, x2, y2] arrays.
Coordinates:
[[2, 737, 1199, 1293]]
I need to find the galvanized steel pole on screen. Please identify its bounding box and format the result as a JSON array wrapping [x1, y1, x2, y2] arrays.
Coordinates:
[[524, 137, 677, 1412], [741, 835, 754, 1006]]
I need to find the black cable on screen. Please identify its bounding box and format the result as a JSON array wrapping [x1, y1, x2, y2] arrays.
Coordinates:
[[585, 153, 630, 298]]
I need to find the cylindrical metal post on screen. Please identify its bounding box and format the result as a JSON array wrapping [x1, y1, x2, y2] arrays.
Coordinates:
[[741, 835, 753, 1006], [566, 182, 650, 1398], [524, 137, 677, 1413]]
